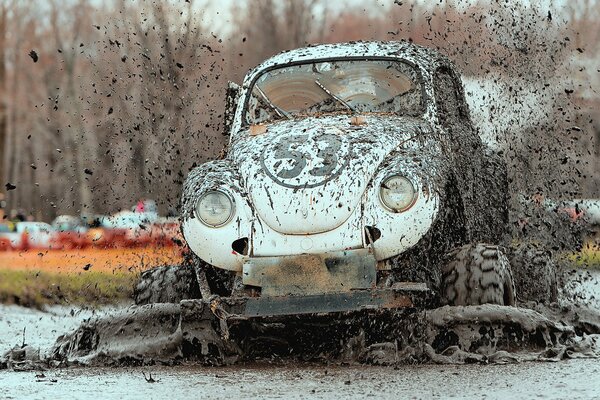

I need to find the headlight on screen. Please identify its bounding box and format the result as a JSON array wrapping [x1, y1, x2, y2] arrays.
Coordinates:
[[195, 190, 234, 227], [379, 175, 417, 212]]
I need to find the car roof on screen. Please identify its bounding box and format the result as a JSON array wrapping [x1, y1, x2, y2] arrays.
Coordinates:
[[242, 41, 449, 87]]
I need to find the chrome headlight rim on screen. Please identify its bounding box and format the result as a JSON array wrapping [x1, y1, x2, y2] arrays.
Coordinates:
[[378, 174, 418, 213], [194, 189, 236, 228]]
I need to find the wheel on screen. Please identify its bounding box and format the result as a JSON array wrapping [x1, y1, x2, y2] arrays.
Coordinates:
[[134, 264, 201, 305], [508, 243, 558, 304], [133, 254, 235, 305], [441, 243, 516, 306]]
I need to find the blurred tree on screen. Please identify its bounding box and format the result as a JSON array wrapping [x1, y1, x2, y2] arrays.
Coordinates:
[[228, 0, 327, 81], [0, 0, 596, 221], [0, 3, 6, 220]]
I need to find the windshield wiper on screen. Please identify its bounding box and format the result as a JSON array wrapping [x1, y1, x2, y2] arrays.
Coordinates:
[[315, 80, 355, 112], [253, 85, 292, 120]]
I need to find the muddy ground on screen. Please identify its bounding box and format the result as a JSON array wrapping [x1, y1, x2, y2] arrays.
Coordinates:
[[0, 269, 599, 399], [1, 360, 599, 399]]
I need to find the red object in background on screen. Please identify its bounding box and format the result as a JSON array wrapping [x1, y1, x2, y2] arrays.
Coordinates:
[[135, 200, 145, 213], [148, 222, 182, 247], [19, 231, 29, 251], [0, 238, 11, 251], [50, 231, 90, 250], [558, 207, 585, 223], [88, 228, 132, 249]]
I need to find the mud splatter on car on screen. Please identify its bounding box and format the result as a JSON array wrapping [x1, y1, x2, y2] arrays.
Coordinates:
[[2, 41, 599, 371]]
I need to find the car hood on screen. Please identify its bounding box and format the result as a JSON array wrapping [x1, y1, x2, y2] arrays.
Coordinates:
[[230, 114, 433, 234]]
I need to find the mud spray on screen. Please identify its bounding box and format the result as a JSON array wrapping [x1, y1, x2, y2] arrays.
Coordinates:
[[2, 3, 600, 371], [2, 294, 599, 370]]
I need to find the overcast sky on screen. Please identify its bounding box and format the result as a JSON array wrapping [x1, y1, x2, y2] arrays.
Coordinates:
[[187, 0, 569, 36]]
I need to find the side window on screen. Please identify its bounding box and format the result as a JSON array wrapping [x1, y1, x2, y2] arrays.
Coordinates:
[[434, 66, 466, 127]]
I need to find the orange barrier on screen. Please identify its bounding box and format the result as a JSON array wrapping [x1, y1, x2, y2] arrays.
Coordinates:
[[0, 238, 12, 251], [0, 246, 185, 274]]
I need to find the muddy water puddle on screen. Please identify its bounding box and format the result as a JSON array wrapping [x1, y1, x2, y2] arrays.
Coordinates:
[[2, 360, 600, 399], [0, 305, 125, 352]]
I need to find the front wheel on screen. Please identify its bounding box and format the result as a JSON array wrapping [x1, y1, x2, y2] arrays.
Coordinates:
[[441, 243, 516, 306], [133, 263, 200, 305], [133, 253, 236, 305]]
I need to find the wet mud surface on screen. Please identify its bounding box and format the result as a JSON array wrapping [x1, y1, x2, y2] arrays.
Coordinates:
[[2, 270, 599, 371], [2, 360, 600, 400], [0, 270, 599, 398]]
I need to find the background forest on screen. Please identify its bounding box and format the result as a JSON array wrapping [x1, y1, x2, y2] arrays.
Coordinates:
[[0, 0, 598, 220]]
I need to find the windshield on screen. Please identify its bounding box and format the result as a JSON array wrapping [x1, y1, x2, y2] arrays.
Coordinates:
[[245, 59, 424, 125]]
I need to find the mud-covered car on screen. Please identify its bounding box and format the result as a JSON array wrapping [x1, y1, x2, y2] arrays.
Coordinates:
[[135, 41, 533, 316]]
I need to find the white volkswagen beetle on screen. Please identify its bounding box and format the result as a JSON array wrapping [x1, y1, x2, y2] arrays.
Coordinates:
[[135, 41, 517, 315]]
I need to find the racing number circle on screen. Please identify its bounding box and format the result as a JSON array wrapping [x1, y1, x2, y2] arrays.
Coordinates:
[[260, 128, 351, 189]]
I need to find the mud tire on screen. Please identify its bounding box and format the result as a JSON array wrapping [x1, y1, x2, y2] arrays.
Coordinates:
[[441, 243, 516, 306], [134, 264, 201, 305], [508, 244, 558, 304]]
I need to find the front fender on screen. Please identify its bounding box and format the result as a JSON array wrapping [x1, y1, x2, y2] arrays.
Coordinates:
[[363, 150, 442, 261], [180, 160, 252, 272]]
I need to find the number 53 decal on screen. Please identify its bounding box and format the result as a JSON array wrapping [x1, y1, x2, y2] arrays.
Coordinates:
[[261, 129, 350, 189]]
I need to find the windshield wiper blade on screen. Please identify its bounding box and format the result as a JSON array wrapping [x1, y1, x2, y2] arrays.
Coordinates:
[[254, 85, 292, 120], [315, 80, 355, 112]]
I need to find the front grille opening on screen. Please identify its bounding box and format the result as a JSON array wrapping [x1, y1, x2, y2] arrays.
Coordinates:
[[364, 226, 382, 245], [232, 237, 249, 255]]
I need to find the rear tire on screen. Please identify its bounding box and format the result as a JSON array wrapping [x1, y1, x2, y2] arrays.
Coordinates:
[[508, 243, 558, 304], [441, 243, 516, 306]]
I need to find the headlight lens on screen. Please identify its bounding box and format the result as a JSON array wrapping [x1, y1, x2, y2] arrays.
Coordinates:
[[195, 190, 234, 227], [379, 175, 417, 212]]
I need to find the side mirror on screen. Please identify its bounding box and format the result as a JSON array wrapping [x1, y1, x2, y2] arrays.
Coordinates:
[[223, 81, 242, 136]]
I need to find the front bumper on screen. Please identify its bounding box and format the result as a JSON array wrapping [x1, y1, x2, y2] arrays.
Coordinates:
[[231, 285, 433, 317], [217, 249, 432, 318], [200, 284, 433, 319]]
